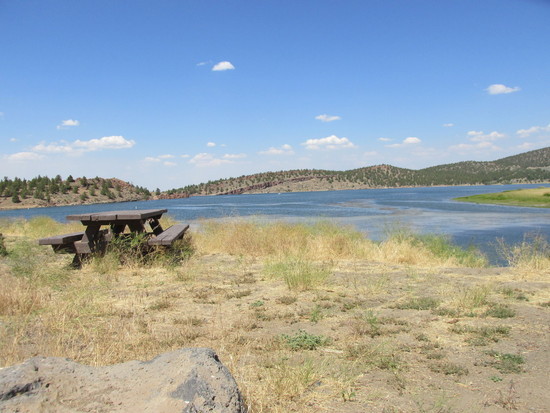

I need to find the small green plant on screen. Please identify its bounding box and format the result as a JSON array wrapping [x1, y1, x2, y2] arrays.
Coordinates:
[[486, 351, 525, 374], [483, 304, 516, 318], [490, 375, 503, 382], [429, 362, 469, 376], [250, 300, 264, 307], [280, 330, 329, 350], [309, 305, 324, 323], [393, 296, 440, 310], [450, 325, 510, 346], [351, 310, 382, 337]]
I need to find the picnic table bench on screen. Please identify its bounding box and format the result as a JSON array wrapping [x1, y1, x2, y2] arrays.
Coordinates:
[[38, 209, 189, 266]]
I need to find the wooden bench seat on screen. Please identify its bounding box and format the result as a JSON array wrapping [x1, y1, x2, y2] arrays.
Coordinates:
[[148, 224, 189, 246], [38, 232, 85, 253]]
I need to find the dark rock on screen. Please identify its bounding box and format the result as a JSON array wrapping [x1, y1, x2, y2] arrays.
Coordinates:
[[0, 348, 246, 413]]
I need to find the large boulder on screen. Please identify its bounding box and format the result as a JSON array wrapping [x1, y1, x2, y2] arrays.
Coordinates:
[[0, 348, 246, 413]]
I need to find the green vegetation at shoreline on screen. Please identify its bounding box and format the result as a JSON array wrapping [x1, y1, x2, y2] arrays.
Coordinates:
[[455, 187, 550, 208]]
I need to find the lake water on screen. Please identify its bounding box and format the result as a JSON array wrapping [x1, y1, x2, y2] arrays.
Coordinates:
[[1, 184, 549, 264]]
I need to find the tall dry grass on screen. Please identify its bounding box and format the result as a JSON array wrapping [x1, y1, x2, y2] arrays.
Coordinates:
[[194, 219, 487, 268], [497, 234, 550, 277]]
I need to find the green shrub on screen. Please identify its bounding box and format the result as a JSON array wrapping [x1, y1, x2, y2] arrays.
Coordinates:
[[280, 330, 329, 350]]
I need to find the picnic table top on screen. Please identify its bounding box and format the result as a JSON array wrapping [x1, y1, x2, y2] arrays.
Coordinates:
[[66, 209, 168, 223]]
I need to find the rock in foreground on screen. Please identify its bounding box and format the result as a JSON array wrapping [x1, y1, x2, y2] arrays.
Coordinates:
[[0, 348, 246, 413]]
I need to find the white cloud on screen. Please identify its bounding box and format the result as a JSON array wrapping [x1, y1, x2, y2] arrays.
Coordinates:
[[5, 152, 45, 161], [207, 142, 216, 147], [467, 130, 505, 142], [197, 61, 211, 66], [144, 156, 161, 162], [26, 136, 134, 158], [158, 154, 175, 159], [189, 153, 233, 167], [443, 123, 454, 127], [259, 144, 294, 155], [32, 142, 74, 153], [73, 136, 135, 151], [163, 161, 177, 167], [302, 135, 356, 150], [223, 153, 247, 159], [486, 84, 520, 95], [378, 137, 392, 142], [449, 141, 501, 153], [181, 154, 191, 158], [516, 124, 550, 138], [403, 137, 421, 144], [57, 119, 80, 129], [212, 61, 235, 71], [9, 138, 18, 142], [386, 137, 422, 148], [315, 114, 341, 122]]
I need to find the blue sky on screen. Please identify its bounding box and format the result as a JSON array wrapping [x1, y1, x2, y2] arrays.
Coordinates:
[[1, 0, 549, 190]]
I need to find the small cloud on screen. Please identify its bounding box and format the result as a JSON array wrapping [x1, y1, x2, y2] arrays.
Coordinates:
[[158, 154, 175, 159], [378, 137, 392, 142], [57, 119, 80, 129], [9, 138, 18, 142], [212, 61, 235, 71], [207, 142, 216, 147], [259, 144, 294, 156], [163, 161, 177, 167], [31, 136, 135, 155], [467, 130, 505, 142], [222, 153, 247, 159], [5, 152, 45, 161], [449, 141, 501, 153], [443, 123, 454, 127], [180, 154, 191, 158], [197, 60, 211, 66], [315, 114, 341, 122], [516, 124, 550, 138], [486, 84, 520, 95], [403, 137, 421, 144], [73, 136, 135, 151], [386, 137, 422, 148], [144, 156, 161, 162], [302, 135, 356, 150], [189, 153, 233, 167], [32, 142, 74, 154]]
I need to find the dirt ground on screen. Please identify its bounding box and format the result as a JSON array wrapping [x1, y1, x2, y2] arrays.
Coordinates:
[[1, 250, 549, 412]]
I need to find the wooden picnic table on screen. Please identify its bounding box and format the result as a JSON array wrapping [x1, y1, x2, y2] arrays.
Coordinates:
[[38, 209, 189, 266]]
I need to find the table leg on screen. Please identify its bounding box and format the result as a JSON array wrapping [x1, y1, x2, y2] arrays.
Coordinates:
[[149, 218, 164, 235], [74, 224, 106, 254], [128, 221, 146, 233]]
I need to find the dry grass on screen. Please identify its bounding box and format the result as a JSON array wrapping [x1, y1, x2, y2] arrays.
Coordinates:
[[0, 216, 549, 412]]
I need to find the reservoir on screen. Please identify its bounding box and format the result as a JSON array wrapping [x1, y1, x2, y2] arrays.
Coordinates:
[[1, 184, 549, 264]]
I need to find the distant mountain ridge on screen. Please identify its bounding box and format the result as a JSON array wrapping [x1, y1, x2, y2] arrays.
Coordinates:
[[163, 147, 550, 197]]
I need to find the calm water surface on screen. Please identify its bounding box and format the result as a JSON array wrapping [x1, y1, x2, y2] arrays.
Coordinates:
[[1, 184, 549, 264]]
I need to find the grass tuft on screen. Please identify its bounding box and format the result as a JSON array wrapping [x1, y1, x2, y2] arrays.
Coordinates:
[[264, 256, 331, 291], [280, 330, 330, 350]]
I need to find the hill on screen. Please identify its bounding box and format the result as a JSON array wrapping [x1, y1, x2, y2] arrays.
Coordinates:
[[0, 175, 151, 210], [162, 146, 550, 197]]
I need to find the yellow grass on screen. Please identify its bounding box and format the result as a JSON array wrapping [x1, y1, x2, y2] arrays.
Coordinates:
[[1, 216, 549, 412]]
